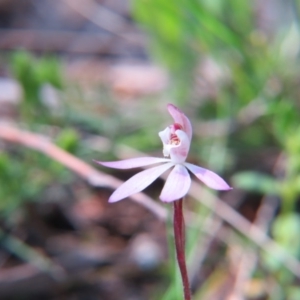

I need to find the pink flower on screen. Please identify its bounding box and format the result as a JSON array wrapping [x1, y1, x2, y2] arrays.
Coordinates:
[[96, 104, 231, 203]]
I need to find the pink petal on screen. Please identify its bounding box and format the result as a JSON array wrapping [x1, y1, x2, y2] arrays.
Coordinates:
[[160, 164, 191, 202], [109, 162, 175, 202], [95, 157, 170, 169], [185, 163, 232, 190], [169, 130, 190, 163], [167, 104, 193, 141]]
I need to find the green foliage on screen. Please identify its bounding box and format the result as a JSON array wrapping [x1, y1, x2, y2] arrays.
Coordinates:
[[263, 213, 300, 286], [0, 151, 48, 218], [272, 214, 300, 257], [11, 51, 63, 122], [232, 171, 278, 195], [133, 0, 269, 106], [55, 128, 79, 153], [133, 0, 196, 72], [0, 52, 76, 219]]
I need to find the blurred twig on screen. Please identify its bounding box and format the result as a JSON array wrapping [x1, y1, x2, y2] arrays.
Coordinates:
[[0, 228, 65, 279], [194, 187, 300, 278], [188, 213, 223, 289], [0, 29, 144, 54], [0, 123, 167, 220], [64, 0, 142, 44], [227, 195, 278, 299], [0, 240, 118, 299]]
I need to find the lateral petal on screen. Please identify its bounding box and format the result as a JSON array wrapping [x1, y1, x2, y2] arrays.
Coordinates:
[[160, 164, 191, 202], [167, 104, 193, 141], [109, 162, 174, 202], [185, 163, 232, 190], [95, 157, 170, 169]]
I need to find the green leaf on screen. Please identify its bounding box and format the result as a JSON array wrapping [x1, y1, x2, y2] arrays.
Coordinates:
[[272, 213, 300, 253], [262, 214, 300, 273], [55, 128, 79, 153], [232, 171, 278, 194]]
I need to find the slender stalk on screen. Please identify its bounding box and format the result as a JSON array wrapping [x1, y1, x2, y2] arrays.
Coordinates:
[[173, 198, 191, 300]]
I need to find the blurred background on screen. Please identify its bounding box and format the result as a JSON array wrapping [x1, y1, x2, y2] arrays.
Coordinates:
[[0, 0, 300, 299]]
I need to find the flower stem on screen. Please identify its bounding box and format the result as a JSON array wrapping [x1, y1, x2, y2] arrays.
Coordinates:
[[173, 198, 191, 300]]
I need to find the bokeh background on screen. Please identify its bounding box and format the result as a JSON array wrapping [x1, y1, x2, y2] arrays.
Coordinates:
[[0, 0, 300, 299]]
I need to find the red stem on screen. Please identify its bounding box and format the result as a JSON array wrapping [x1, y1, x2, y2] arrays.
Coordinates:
[[173, 198, 191, 300]]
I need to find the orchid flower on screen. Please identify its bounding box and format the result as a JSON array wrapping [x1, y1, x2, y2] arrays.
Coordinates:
[[96, 104, 231, 203]]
